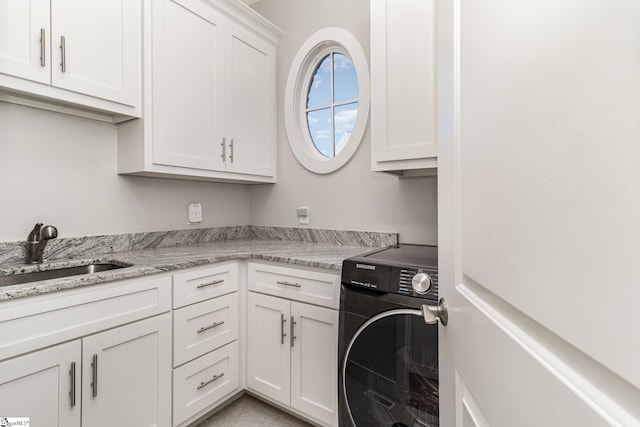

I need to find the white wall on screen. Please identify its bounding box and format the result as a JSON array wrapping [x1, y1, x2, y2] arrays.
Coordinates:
[[0, 1, 438, 245], [0, 103, 250, 242], [250, 0, 438, 245]]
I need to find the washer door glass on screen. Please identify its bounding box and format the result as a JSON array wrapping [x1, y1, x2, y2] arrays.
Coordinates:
[[342, 309, 438, 427]]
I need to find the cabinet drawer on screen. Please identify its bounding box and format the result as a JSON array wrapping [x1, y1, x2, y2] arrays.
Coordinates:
[[173, 341, 239, 426], [0, 275, 172, 361], [173, 263, 238, 308], [173, 293, 238, 367], [248, 262, 340, 309]]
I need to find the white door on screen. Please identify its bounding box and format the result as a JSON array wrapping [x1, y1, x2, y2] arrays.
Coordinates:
[[0, 0, 50, 84], [151, 0, 226, 172], [438, 1, 640, 425], [225, 22, 276, 177], [0, 341, 81, 427], [290, 301, 339, 426], [81, 314, 171, 427], [51, 0, 140, 105], [246, 292, 291, 405]]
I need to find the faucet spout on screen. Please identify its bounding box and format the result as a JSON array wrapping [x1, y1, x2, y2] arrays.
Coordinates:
[[25, 223, 58, 264]]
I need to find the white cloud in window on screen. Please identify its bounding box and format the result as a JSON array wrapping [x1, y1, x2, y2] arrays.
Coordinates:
[[314, 129, 331, 140], [334, 108, 358, 134]]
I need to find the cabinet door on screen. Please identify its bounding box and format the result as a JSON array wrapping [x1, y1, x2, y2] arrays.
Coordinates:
[[224, 23, 276, 177], [290, 302, 339, 426], [370, 0, 437, 169], [0, 0, 50, 84], [0, 340, 81, 427], [151, 0, 226, 172], [50, 0, 140, 106], [247, 292, 291, 405], [81, 314, 171, 427]]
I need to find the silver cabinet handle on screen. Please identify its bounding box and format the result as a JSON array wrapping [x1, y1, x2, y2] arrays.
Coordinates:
[[197, 279, 224, 289], [221, 137, 226, 161], [197, 321, 225, 333], [39, 28, 45, 67], [276, 280, 301, 288], [60, 36, 66, 72], [91, 354, 98, 397], [197, 373, 224, 390], [69, 361, 76, 407], [280, 313, 287, 344], [290, 316, 297, 348], [229, 139, 234, 163]]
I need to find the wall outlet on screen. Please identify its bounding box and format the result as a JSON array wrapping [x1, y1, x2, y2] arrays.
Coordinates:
[[188, 203, 202, 224], [297, 206, 309, 225]]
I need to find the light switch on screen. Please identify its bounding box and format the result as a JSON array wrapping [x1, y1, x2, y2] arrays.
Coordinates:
[[188, 203, 202, 224]]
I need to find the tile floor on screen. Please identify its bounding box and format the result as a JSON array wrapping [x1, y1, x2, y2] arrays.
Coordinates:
[[195, 394, 313, 426]]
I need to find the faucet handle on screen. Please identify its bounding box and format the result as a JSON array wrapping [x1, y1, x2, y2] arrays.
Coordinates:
[[41, 225, 58, 240]]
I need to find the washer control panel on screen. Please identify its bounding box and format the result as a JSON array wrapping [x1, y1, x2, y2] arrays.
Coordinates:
[[397, 267, 438, 300], [341, 244, 439, 301]]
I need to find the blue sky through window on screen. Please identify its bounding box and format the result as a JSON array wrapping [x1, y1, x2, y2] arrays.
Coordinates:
[[306, 53, 359, 158]]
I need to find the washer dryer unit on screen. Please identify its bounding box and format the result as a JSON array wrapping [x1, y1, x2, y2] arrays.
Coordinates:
[[338, 244, 439, 427]]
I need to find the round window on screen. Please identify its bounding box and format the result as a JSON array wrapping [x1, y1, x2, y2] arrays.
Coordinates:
[[285, 28, 370, 174]]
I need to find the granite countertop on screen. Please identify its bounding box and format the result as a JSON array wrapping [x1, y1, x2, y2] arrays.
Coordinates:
[[0, 239, 379, 301]]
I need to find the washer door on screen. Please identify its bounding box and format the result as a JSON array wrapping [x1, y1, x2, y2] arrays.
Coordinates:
[[342, 309, 438, 427]]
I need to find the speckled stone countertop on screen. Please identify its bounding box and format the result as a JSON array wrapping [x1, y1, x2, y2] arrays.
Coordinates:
[[0, 237, 388, 301]]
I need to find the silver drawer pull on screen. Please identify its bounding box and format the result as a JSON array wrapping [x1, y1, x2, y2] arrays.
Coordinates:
[[276, 280, 301, 288], [91, 354, 98, 398], [197, 279, 224, 289], [60, 35, 66, 72], [197, 373, 224, 390], [69, 361, 76, 407], [197, 321, 225, 333], [40, 28, 45, 67]]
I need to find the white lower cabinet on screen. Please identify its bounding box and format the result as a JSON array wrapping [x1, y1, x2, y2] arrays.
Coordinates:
[[0, 313, 171, 427], [171, 263, 240, 427], [173, 341, 239, 425], [0, 340, 81, 427], [247, 292, 339, 426], [82, 314, 171, 427]]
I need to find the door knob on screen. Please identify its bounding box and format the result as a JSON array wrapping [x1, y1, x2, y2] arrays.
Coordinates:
[[422, 298, 448, 326]]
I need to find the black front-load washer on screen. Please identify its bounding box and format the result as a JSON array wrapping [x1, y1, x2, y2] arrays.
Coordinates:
[[338, 244, 439, 427]]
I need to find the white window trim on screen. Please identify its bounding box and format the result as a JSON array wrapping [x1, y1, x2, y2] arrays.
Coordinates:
[[284, 27, 370, 174]]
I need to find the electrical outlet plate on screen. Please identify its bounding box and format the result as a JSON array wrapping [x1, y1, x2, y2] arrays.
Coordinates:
[[188, 203, 202, 224], [297, 206, 309, 225]]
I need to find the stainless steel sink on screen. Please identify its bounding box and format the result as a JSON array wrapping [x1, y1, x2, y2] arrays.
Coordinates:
[[0, 263, 128, 287]]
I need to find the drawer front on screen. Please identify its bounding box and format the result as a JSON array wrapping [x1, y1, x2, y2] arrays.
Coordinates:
[[0, 275, 172, 361], [173, 263, 238, 308], [173, 341, 239, 426], [248, 262, 340, 309], [173, 293, 238, 367]]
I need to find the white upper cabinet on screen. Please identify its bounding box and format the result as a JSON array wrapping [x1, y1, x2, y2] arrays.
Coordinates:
[[117, 0, 280, 183], [224, 21, 276, 177], [0, 0, 51, 85], [370, 0, 437, 175], [150, 0, 226, 172], [50, 0, 140, 108], [0, 0, 141, 122]]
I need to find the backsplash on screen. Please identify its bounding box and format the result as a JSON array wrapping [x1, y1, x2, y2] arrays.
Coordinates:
[[0, 226, 398, 265]]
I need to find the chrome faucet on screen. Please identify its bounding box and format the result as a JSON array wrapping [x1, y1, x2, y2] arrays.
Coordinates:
[[25, 223, 58, 263]]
